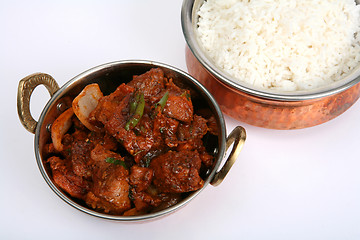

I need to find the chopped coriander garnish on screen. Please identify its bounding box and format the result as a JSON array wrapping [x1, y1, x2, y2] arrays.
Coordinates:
[[105, 157, 127, 169]]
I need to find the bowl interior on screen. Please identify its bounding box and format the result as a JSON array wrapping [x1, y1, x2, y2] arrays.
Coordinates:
[[35, 60, 226, 221]]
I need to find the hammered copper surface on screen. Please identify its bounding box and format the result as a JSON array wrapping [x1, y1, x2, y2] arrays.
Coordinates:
[[186, 47, 360, 129]]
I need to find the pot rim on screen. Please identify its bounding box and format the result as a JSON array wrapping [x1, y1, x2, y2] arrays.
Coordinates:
[[33, 60, 228, 221], [181, 0, 360, 101]]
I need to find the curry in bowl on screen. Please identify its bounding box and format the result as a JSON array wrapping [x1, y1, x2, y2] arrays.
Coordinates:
[[43, 68, 219, 216]]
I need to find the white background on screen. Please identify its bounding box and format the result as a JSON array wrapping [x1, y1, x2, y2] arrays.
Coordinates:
[[1, 0, 360, 239]]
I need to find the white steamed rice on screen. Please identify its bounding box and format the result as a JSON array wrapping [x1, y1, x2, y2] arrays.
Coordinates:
[[196, 0, 360, 91]]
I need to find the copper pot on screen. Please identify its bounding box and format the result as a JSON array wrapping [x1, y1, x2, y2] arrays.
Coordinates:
[[181, 0, 360, 129], [17, 60, 246, 221]]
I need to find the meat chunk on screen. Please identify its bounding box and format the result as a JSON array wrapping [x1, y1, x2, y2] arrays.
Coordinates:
[[48, 156, 89, 200], [106, 113, 154, 163], [128, 165, 184, 212], [86, 144, 131, 214], [130, 165, 153, 192], [153, 113, 179, 148], [127, 68, 165, 99], [61, 128, 118, 179], [177, 114, 208, 141], [90, 144, 125, 170], [129, 166, 161, 211], [150, 150, 204, 193], [67, 130, 93, 178], [89, 131, 119, 152], [89, 83, 134, 124], [176, 114, 214, 168], [163, 94, 193, 123], [85, 165, 130, 215], [161, 79, 193, 123]]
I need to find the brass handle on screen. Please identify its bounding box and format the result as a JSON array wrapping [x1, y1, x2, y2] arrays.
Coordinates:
[[211, 126, 246, 186], [17, 73, 60, 134]]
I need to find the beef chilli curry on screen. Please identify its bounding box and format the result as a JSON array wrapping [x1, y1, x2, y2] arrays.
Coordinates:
[[44, 68, 218, 216]]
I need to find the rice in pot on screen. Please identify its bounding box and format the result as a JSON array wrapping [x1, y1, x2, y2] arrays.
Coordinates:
[[196, 0, 360, 91]]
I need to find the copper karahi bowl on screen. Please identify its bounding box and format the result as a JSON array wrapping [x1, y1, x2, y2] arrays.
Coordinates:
[[181, 0, 360, 129], [17, 60, 246, 221]]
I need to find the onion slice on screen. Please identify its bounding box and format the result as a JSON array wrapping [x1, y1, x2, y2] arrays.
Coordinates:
[[51, 107, 74, 152], [72, 83, 103, 131]]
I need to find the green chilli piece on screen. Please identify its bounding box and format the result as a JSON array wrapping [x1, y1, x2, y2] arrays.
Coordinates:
[[125, 93, 145, 131], [157, 91, 169, 111], [129, 93, 141, 115], [181, 91, 191, 101], [105, 157, 127, 169]]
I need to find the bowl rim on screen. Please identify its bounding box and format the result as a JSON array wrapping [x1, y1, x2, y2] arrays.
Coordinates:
[[181, 0, 360, 101], [33, 59, 227, 221]]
